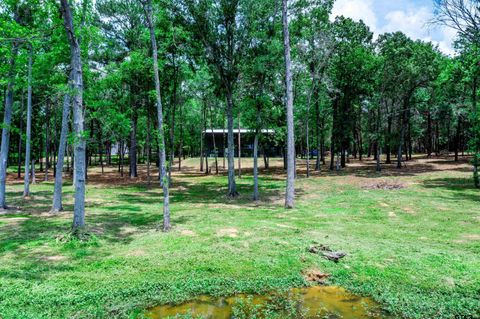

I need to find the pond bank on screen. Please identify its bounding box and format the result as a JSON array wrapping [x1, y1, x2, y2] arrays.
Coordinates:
[[145, 286, 393, 319]]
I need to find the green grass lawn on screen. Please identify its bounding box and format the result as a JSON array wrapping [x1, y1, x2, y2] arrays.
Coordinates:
[[0, 157, 479, 319]]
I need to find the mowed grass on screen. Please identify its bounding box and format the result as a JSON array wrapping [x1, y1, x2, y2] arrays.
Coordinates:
[[0, 157, 479, 319]]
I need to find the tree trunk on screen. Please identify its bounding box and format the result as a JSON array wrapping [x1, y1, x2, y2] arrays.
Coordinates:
[[223, 111, 226, 169], [202, 101, 209, 175], [17, 91, 24, 179], [237, 113, 241, 178], [376, 104, 381, 172], [376, 145, 381, 172], [168, 56, 178, 182], [330, 140, 335, 171], [23, 45, 33, 198], [129, 110, 138, 178], [315, 84, 321, 170], [253, 131, 259, 201], [386, 115, 392, 164], [226, 90, 238, 197], [341, 148, 346, 168], [305, 116, 310, 178], [262, 142, 269, 169], [427, 110, 432, 157], [44, 102, 50, 181], [120, 141, 124, 176], [98, 121, 104, 174], [147, 116, 151, 186], [283, 0, 295, 209], [209, 105, 219, 174], [200, 120, 204, 172], [0, 42, 18, 209], [144, 0, 170, 231], [205, 144, 209, 174], [51, 91, 71, 213], [52, 105, 58, 178], [454, 116, 461, 162], [61, 0, 86, 232], [397, 99, 408, 169], [178, 103, 183, 171], [31, 159, 36, 184]]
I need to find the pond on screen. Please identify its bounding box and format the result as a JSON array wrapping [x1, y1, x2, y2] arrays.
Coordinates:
[[145, 286, 392, 318]]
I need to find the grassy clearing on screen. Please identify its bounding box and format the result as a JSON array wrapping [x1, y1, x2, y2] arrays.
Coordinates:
[[0, 157, 479, 319]]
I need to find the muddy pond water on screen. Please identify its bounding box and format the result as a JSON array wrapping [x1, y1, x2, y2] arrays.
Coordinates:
[[145, 286, 391, 319]]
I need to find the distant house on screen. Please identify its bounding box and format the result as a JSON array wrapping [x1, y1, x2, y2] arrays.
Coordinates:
[[203, 129, 280, 157]]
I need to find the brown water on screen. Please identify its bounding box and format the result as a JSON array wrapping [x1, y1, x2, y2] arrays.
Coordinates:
[[145, 286, 390, 319]]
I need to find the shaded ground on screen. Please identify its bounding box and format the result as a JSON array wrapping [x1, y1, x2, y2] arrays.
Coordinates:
[[0, 155, 479, 319]]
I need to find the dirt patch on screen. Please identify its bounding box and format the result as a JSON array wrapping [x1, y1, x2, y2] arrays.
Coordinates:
[[180, 229, 196, 236], [444, 277, 456, 288], [276, 223, 294, 229], [303, 268, 330, 284], [462, 234, 480, 241], [362, 180, 405, 190], [119, 226, 138, 236], [217, 228, 238, 238], [40, 255, 67, 262], [126, 249, 147, 257], [403, 207, 416, 215], [0, 217, 29, 223]]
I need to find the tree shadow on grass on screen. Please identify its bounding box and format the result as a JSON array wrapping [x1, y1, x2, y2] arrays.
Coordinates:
[[0, 169, 300, 284], [113, 179, 298, 207], [422, 177, 479, 203]]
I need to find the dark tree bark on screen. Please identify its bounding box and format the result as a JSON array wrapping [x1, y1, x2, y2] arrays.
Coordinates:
[[386, 114, 392, 164], [426, 110, 432, 157], [455, 116, 462, 161], [376, 145, 382, 172], [120, 140, 125, 176], [200, 120, 204, 172], [98, 121, 104, 174]]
